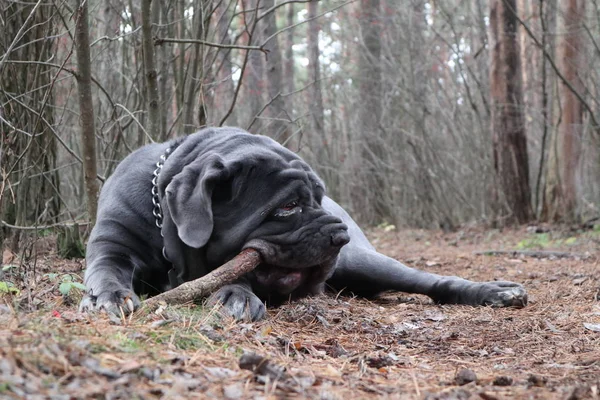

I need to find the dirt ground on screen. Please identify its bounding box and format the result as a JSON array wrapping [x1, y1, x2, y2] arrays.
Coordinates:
[[1, 226, 599, 399]]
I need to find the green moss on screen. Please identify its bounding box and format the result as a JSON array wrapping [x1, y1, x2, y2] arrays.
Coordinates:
[[517, 233, 551, 249], [112, 332, 142, 353]]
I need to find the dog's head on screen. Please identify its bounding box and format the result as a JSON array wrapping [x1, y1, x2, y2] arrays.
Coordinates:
[[159, 128, 349, 302]]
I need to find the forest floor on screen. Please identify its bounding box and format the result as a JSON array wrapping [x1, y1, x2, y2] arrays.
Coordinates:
[[1, 225, 600, 399]]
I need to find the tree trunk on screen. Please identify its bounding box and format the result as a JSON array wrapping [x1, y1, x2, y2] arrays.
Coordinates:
[[357, 0, 384, 223], [284, 3, 295, 112], [489, 0, 532, 224], [158, 2, 170, 140], [173, 0, 186, 129], [183, 0, 209, 133], [212, 0, 237, 127], [542, 0, 586, 222], [534, 0, 558, 216], [261, 0, 290, 144], [307, 1, 325, 146], [359, 0, 382, 134], [74, 0, 99, 225], [243, 0, 265, 133], [141, 0, 161, 140]]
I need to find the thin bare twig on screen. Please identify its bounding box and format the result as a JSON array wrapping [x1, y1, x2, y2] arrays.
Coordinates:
[[154, 37, 268, 54], [1, 220, 89, 231]]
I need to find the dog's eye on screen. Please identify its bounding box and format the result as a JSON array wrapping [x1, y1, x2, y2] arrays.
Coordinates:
[[280, 201, 298, 211], [272, 201, 300, 218]]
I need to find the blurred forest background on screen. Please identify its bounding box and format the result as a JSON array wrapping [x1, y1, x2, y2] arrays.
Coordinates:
[[1, 0, 599, 253]]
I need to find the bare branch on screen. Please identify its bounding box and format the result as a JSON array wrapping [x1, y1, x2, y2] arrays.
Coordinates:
[[154, 37, 268, 53], [1, 220, 89, 231]]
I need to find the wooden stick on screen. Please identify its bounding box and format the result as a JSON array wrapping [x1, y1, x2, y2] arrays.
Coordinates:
[[144, 248, 262, 309], [473, 250, 587, 259]]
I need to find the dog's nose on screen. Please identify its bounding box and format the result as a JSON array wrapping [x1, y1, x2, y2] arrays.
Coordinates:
[[331, 229, 350, 247]]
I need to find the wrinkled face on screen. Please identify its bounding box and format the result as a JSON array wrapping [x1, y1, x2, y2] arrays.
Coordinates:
[[162, 130, 351, 303], [206, 154, 350, 303]]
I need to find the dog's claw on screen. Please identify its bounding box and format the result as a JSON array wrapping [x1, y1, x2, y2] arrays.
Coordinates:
[[79, 289, 141, 316], [125, 298, 135, 313], [480, 281, 528, 308], [207, 284, 266, 321]]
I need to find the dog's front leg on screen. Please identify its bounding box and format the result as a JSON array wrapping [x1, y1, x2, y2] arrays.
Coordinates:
[[79, 253, 141, 315]]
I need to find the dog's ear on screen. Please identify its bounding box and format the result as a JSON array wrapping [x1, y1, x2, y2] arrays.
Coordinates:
[[165, 155, 229, 248]]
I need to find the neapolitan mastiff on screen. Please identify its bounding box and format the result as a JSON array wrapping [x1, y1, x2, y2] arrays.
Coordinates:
[[80, 127, 527, 320]]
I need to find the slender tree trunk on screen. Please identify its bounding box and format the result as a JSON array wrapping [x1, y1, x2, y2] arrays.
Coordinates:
[[284, 3, 295, 106], [141, 0, 161, 140], [243, 0, 265, 132], [489, 0, 532, 224], [357, 0, 384, 223], [158, 2, 169, 140], [173, 0, 186, 124], [359, 0, 382, 133], [283, 1, 297, 147], [212, 0, 237, 126], [535, 0, 557, 216], [542, 0, 586, 222], [74, 0, 99, 225], [182, 0, 209, 132], [307, 1, 325, 141], [261, 0, 289, 144]]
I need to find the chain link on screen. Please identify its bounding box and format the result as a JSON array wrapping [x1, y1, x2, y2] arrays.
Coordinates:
[[152, 147, 171, 232]]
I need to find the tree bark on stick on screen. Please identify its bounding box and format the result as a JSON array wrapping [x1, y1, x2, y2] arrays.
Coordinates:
[[144, 248, 262, 309], [74, 0, 99, 226]]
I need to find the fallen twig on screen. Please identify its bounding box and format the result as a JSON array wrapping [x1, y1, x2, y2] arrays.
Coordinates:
[[473, 250, 587, 259], [144, 248, 262, 309]]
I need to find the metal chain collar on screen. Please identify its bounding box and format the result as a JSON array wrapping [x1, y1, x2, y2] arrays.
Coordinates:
[[152, 147, 172, 263], [152, 147, 171, 232]]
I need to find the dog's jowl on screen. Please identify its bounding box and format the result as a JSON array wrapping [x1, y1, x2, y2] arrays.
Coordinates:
[[80, 127, 527, 320]]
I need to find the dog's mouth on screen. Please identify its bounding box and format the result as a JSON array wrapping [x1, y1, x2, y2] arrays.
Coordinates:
[[252, 262, 333, 295], [242, 237, 343, 297]]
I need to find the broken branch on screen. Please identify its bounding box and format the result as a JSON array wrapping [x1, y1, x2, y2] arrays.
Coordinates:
[[473, 250, 587, 259]]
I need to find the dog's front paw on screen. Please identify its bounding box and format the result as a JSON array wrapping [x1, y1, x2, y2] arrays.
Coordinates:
[[79, 288, 141, 315], [476, 281, 528, 308], [207, 284, 266, 321]]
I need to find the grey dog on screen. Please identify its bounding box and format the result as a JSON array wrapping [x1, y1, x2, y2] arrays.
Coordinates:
[[80, 127, 527, 320]]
